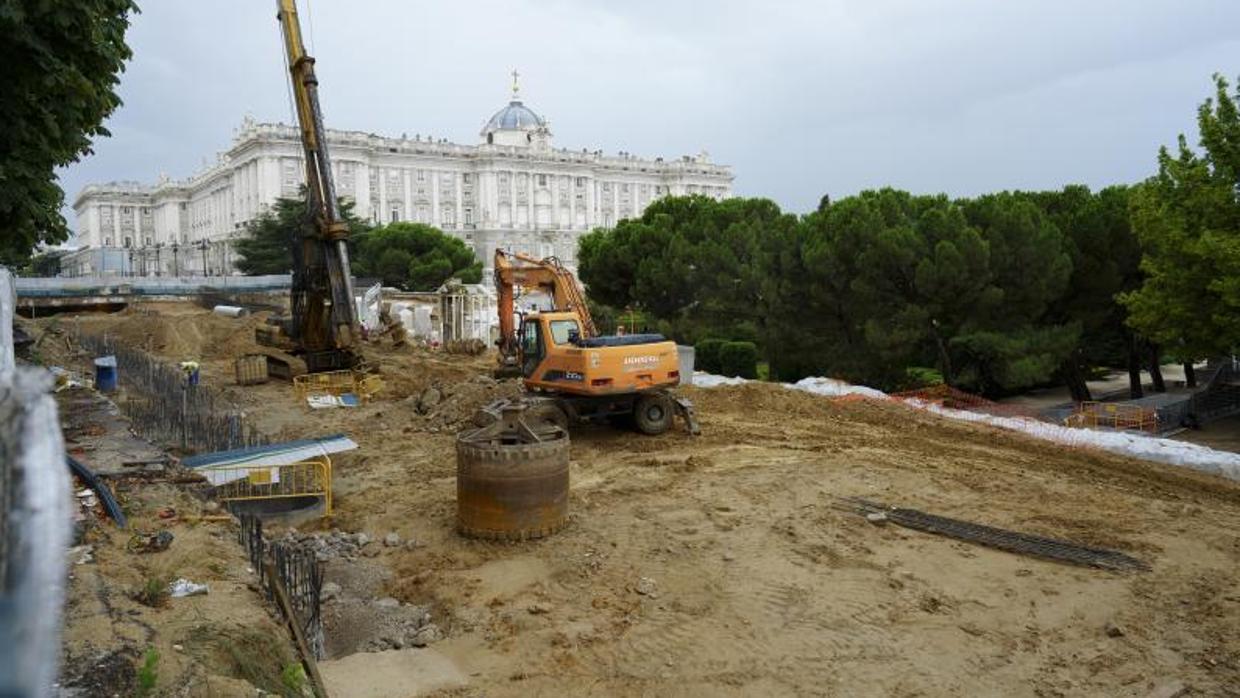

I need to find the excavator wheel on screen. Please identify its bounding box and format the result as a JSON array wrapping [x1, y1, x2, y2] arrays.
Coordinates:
[[633, 392, 675, 435]]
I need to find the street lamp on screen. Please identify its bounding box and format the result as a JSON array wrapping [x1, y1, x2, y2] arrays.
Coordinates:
[[198, 239, 208, 276], [172, 242, 180, 277]]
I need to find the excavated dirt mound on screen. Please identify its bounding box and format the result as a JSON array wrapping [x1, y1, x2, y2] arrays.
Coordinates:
[[62, 302, 269, 360]]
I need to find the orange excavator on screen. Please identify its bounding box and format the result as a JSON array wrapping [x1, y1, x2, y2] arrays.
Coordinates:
[[485, 250, 699, 435]]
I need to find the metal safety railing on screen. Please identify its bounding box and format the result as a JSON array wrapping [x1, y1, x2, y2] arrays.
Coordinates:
[[208, 456, 332, 516], [1064, 401, 1159, 433], [292, 369, 382, 404]]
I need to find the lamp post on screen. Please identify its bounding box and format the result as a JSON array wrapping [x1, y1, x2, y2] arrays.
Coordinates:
[[155, 243, 163, 277], [172, 242, 180, 277], [198, 239, 208, 276]]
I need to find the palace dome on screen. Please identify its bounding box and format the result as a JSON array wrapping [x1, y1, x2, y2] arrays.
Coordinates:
[[484, 100, 545, 131]]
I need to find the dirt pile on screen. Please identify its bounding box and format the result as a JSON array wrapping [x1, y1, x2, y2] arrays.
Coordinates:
[[409, 374, 523, 431], [66, 302, 267, 361]]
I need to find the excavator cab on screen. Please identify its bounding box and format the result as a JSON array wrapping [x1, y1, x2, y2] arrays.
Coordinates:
[[519, 316, 545, 378]]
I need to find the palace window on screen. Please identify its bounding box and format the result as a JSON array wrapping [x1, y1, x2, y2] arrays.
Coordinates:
[[462, 174, 472, 184], [537, 174, 547, 187], [464, 208, 474, 225], [575, 177, 585, 188], [390, 209, 399, 223]]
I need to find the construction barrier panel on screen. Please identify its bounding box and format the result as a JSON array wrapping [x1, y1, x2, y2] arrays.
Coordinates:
[[292, 370, 382, 404], [207, 456, 333, 516], [1064, 402, 1159, 433]]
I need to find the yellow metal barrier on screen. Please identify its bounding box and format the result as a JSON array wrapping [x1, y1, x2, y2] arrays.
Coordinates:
[[207, 455, 333, 516], [292, 369, 383, 404], [1064, 402, 1158, 433]]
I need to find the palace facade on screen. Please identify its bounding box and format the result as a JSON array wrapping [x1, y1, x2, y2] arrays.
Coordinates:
[[69, 80, 733, 279]]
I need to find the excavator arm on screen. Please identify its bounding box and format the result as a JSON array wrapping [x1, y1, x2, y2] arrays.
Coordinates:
[[275, 0, 361, 371], [494, 250, 597, 370]]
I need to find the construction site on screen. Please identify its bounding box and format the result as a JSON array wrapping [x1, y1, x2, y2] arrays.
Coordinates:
[[2, 3, 1240, 697], [0, 283, 1233, 697]]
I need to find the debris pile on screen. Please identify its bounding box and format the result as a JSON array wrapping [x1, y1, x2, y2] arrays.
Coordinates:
[[408, 374, 522, 431]]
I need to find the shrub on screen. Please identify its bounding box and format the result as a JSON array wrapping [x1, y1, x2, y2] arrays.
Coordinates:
[[281, 663, 307, 694], [719, 341, 758, 379], [134, 574, 172, 608], [136, 647, 159, 697], [694, 338, 727, 374], [903, 366, 944, 389]]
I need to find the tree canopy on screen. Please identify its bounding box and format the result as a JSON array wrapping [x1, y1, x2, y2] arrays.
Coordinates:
[[1121, 74, 1240, 360], [233, 194, 370, 275], [580, 187, 1140, 396], [351, 222, 482, 290], [0, 0, 138, 264]]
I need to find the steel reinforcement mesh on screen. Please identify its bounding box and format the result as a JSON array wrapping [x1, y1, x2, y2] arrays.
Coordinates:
[[844, 498, 1150, 572]]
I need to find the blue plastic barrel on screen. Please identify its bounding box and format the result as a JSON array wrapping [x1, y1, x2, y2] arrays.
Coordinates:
[[94, 356, 118, 392]]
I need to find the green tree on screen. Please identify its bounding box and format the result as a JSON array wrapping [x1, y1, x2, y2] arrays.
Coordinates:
[[752, 189, 1075, 393], [1122, 75, 1240, 360], [233, 194, 370, 275], [1028, 185, 1144, 400], [351, 222, 481, 290], [955, 192, 1075, 394], [0, 0, 138, 264], [578, 195, 796, 345]]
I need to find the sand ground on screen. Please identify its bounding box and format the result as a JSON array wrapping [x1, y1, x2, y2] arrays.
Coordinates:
[[31, 304, 1240, 697]]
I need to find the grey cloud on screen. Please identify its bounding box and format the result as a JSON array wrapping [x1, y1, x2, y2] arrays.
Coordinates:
[[59, 0, 1240, 232]]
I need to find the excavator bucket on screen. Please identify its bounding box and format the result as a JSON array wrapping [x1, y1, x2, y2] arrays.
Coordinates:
[[674, 397, 701, 435]]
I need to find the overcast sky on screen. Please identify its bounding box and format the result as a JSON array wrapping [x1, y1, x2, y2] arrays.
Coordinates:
[[59, 0, 1240, 228]]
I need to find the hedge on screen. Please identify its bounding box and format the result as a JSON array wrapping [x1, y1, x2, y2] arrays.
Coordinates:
[[694, 338, 727, 374], [719, 341, 758, 379]]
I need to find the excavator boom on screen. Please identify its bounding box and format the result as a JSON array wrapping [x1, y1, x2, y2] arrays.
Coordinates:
[[494, 250, 597, 366], [275, 0, 361, 371]]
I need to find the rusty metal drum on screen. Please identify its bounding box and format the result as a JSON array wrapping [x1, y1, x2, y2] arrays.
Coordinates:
[[455, 403, 569, 540]]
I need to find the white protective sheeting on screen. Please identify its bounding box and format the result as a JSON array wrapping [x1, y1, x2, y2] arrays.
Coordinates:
[[211, 305, 248, 318], [692, 372, 1240, 481], [0, 267, 14, 376]]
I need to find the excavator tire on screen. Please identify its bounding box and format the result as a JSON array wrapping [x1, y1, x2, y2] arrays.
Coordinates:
[[633, 391, 675, 435], [456, 425, 570, 541]]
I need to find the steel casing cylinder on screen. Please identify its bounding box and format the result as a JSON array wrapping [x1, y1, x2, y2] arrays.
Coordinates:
[[455, 430, 569, 540]]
